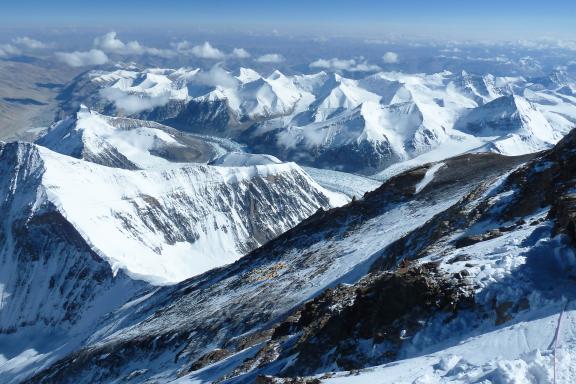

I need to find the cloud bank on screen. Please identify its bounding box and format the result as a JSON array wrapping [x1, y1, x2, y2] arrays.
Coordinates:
[[12, 37, 47, 49], [256, 53, 285, 63], [55, 33, 253, 65], [0, 44, 21, 57], [94, 32, 174, 57], [310, 58, 380, 72], [55, 49, 109, 67]]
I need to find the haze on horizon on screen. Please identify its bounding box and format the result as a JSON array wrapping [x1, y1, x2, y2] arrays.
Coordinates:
[[3, 0, 576, 41]]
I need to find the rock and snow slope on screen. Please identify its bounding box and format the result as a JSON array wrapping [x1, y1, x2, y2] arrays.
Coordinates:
[[15, 126, 576, 383], [313, 132, 576, 384], [59, 67, 576, 173], [12, 146, 537, 383]]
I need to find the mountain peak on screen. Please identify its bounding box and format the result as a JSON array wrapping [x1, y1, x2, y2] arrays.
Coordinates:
[[268, 69, 286, 80], [236, 67, 261, 83]]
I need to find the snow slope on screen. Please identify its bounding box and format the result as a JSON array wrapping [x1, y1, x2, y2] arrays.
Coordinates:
[[207, 152, 282, 166], [302, 166, 382, 198], [323, 221, 575, 384]]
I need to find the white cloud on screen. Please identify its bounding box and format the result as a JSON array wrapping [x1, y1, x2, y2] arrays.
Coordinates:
[[364, 39, 392, 45], [99, 88, 170, 114], [55, 49, 109, 67], [382, 51, 399, 64], [515, 39, 576, 51], [0, 44, 21, 57], [94, 32, 131, 52], [310, 58, 380, 72], [256, 53, 285, 63], [310, 58, 355, 71], [440, 47, 462, 53], [94, 32, 174, 57], [171, 40, 193, 51], [12, 37, 47, 49], [189, 42, 226, 59], [195, 65, 239, 88], [230, 48, 251, 59], [173, 42, 250, 59], [354, 62, 382, 72]]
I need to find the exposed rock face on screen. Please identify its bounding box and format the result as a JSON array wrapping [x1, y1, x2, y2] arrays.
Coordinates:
[[165, 99, 236, 135], [251, 263, 474, 378], [552, 194, 576, 243]]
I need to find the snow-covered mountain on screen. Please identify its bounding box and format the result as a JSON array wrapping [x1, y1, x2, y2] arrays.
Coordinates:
[[2, 109, 347, 286], [37, 105, 221, 169], [58, 66, 576, 174], [455, 94, 561, 154], [13, 127, 576, 383], [207, 151, 282, 166]]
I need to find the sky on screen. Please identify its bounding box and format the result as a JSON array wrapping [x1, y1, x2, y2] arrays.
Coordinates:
[[3, 0, 576, 40]]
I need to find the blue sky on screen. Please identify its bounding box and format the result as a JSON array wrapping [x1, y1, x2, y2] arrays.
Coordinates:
[[3, 0, 576, 40]]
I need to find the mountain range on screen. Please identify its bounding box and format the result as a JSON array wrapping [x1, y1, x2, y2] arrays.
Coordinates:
[[0, 63, 576, 384], [58, 67, 576, 174]]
